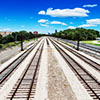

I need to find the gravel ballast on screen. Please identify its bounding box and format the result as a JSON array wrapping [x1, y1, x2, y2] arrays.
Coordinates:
[[47, 46, 77, 100]]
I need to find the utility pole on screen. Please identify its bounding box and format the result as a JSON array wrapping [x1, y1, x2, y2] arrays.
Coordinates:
[[21, 39, 24, 51], [76, 38, 80, 50], [19, 31, 25, 51], [20, 33, 24, 51], [15, 34, 17, 44]]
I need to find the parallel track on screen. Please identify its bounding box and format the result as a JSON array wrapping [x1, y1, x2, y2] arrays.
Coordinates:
[[50, 38, 100, 100], [7, 41, 44, 100], [46, 38, 49, 46], [52, 38, 100, 73], [0, 39, 41, 86], [59, 38, 100, 53]]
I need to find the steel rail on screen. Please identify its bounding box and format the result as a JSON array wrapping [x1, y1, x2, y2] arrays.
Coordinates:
[[46, 38, 49, 46], [27, 41, 44, 99], [0, 39, 41, 84], [50, 38, 100, 100], [10, 41, 44, 100], [52, 38, 100, 72], [59, 38, 100, 53]]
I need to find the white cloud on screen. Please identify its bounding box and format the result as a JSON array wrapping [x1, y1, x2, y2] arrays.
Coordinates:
[[38, 8, 89, 17], [86, 19, 100, 25], [83, 4, 97, 8], [68, 26, 76, 29], [0, 28, 11, 31], [40, 24, 49, 27], [78, 18, 100, 28], [51, 21, 67, 25], [78, 24, 97, 28], [38, 19, 48, 23], [38, 10, 45, 15]]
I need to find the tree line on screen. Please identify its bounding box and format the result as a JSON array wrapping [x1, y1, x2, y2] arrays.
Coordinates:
[[0, 31, 45, 44], [52, 28, 100, 41], [0, 31, 46, 49]]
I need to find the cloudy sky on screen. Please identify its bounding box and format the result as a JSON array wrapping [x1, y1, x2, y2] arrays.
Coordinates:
[[0, 0, 100, 33]]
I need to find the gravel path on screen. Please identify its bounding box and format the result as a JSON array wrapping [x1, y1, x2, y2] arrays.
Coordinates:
[[0, 40, 35, 64], [47, 46, 77, 100]]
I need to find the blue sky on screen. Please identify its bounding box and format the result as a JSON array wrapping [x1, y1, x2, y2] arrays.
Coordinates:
[[0, 0, 100, 34]]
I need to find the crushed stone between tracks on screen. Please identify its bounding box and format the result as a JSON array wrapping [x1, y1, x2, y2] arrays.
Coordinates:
[[47, 47, 77, 100]]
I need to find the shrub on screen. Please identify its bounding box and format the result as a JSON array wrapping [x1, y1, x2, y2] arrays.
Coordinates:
[[0, 44, 3, 49]]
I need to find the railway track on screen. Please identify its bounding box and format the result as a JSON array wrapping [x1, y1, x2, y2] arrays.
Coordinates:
[[59, 38, 100, 53], [49, 38, 100, 100], [46, 38, 49, 46], [7, 40, 44, 100], [0, 39, 41, 87], [51, 38, 100, 73]]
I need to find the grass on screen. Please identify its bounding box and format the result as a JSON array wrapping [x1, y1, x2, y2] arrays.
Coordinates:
[[81, 40, 100, 46], [2, 41, 20, 49], [98, 41, 100, 43], [0, 38, 35, 49], [24, 38, 35, 43], [81, 40, 94, 44], [95, 44, 100, 46], [60, 39, 100, 47], [60, 41, 73, 47]]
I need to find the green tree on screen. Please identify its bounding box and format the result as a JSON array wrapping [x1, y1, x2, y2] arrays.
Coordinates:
[[52, 28, 99, 41], [18, 31, 27, 51], [0, 34, 2, 44]]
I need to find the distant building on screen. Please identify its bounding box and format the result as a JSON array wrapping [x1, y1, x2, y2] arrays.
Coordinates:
[[0, 31, 12, 37], [48, 32, 50, 35], [55, 29, 57, 33], [96, 37, 100, 40], [33, 31, 38, 34]]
